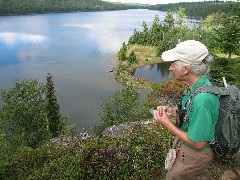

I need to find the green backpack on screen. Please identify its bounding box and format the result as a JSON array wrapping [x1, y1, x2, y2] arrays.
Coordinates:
[[184, 80, 240, 156]]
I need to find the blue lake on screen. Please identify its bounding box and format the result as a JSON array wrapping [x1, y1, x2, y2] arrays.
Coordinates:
[[0, 9, 199, 130]]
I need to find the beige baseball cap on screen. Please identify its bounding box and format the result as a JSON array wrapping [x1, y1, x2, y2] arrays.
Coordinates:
[[161, 40, 209, 65]]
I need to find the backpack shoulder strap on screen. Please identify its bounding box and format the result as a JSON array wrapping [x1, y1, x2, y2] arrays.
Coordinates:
[[183, 84, 230, 123], [199, 84, 230, 96]]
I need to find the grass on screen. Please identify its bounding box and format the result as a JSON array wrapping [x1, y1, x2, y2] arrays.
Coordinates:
[[115, 44, 163, 89]]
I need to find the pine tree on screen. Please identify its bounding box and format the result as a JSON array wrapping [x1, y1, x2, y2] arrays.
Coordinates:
[[128, 50, 137, 66], [45, 73, 64, 138], [215, 15, 240, 58], [117, 42, 128, 61]]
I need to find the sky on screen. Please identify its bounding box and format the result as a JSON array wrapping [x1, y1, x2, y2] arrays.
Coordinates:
[[103, 0, 205, 5]]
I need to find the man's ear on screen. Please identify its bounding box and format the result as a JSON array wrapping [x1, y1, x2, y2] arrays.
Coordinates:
[[182, 65, 190, 75]]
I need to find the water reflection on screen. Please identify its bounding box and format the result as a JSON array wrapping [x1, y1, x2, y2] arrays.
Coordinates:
[[0, 32, 48, 66], [133, 62, 172, 83], [0, 32, 46, 46]]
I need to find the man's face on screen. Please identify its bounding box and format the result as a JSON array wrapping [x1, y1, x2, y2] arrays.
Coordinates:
[[169, 61, 184, 80]]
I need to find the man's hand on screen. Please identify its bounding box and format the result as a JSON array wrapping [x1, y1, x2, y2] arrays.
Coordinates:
[[154, 106, 208, 150], [154, 106, 172, 127], [156, 106, 176, 117]]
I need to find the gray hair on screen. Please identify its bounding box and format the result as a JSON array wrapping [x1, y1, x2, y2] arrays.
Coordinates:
[[175, 55, 214, 76]]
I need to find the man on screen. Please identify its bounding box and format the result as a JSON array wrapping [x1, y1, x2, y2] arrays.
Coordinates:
[[153, 40, 220, 179]]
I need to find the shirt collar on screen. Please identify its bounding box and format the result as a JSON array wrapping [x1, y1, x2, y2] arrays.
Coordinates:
[[190, 75, 210, 93]]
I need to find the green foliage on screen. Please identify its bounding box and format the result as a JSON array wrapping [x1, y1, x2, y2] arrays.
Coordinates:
[[117, 42, 128, 61], [229, 1, 240, 18], [214, 16, 240, 58], [0, 80, 49, 149], [0, 0, 133, 15], [161, 8, 192, 50], [94, 86, 143, 135], [164, 10, 175, 29], [1, 2, 239, 179], [175, 7, 186, 27], [0, 0, 238, 19], [45, 74, 74, 136], [0, 132, 10, 176], [203, 12, 226, 28], [149, 1, 236, 19], [200, 4, 240, 57], [127, 9, 202, 57], [144, 78, 184, 110], [3, 143, 67, 179], [148, 15, 163, 46], [0, 75, 74, 177], [3, 119, 238, 179], [157, 26, 193, 57], [210, 57, 240, 88], [128, 15, 164, 46], [129, 23, 149, 45], [46, 73, 68, 138], [127, 50, 137, 66], [3, 124, 173, 179], [3, 124, 239, 179], [119, 5, 239, 79], [0, 80, 50, 176]]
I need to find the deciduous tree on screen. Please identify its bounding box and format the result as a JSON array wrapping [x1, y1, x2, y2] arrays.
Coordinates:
[[0, 80, 49, 151]]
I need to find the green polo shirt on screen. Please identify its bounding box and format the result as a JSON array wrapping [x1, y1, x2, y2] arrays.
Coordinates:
[[181, 76, 220, 150]]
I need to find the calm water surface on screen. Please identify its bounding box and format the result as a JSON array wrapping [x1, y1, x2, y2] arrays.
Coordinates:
[[0, 9, 198, 130], [133, 62, 172, 83]]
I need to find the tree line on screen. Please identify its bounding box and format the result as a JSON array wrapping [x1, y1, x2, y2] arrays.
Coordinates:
[[0, 0, 239, 19], [148, 1, 238, 19], [118, 5, 239, 59], [0, 0, 135, 15]]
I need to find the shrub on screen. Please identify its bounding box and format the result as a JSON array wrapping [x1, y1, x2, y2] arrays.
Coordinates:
[[0, 80, 49, 149], [94, 85, 143, 135], [0, 80, 49, 178], [210, 57, 240, 88], [0, 75, 74, 177], [144, 78, 184, 111], [5, 124, 173, 179]]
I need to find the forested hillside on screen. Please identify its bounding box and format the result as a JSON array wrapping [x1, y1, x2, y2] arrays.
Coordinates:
[[0, 0, 134, 15], [0, 0, 239, 18], [149, 1, 237, 19]]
